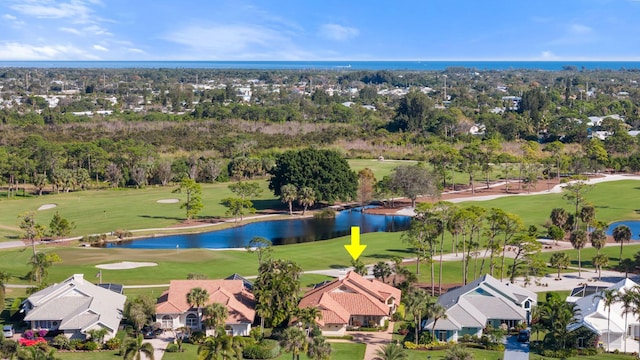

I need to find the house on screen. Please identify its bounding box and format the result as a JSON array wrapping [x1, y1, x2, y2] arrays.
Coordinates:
[[21, 274, 126, 341], [567, 278, 639, 351], [155, 279, 255, 336], [423, 274, 536, 342], [298, 271, 401, 336]]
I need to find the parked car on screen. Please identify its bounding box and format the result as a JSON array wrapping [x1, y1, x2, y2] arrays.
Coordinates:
[[141, 326, 162, 339], [3, 325, 14, 338], [517, 329, 530, 342]]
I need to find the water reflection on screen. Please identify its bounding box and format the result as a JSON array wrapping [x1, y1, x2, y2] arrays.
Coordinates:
[[107, 208, 411, 249]]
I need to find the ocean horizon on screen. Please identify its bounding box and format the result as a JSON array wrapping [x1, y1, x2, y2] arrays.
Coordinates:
[[0, 60, 639, 71]]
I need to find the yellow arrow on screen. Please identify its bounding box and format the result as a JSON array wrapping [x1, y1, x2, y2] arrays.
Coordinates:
[[344, 226, 367, 260]]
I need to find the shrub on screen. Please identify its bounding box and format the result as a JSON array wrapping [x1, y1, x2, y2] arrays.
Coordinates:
[[189, 331, 206, 344], [23, 329, 36, 340], [314, 208, 336, 219], [18, 338, 47, 347], [243, 339, 281, 359], [105, 337, 121, 350], [166, 344, 180, 353], [83, 341, 99, 351], [249, 327, 263, 341], [52, 334, 70, 350], [69, 339, 84, 350]]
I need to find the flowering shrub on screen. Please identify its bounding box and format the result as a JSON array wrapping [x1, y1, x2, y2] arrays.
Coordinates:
[[23, 329, 48, 340], [19, 337, 47, 347]]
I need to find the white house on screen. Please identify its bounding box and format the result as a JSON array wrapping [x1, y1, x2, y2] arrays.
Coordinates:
[[423, 274, 536, 342], [155, 279, 255, 336], [567, 278, 639, 352], [21, 274, 126, 341]]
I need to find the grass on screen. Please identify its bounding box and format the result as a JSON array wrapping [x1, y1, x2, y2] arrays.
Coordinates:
[[530, 353, 636, 360], [405, 348, 503, 359], [161, 341, 366, 360], [54, 350, 121, 360]]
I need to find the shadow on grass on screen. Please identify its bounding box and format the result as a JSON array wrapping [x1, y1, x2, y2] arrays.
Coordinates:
[[253, 199, 282, 211], [329, 264, 348, 269], [138, 215, 184, 221], [387, 249, 413, 255]]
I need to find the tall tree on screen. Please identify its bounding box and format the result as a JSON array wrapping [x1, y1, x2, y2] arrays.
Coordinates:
[[357, 168, 377, 207], [434, 201, 455, 294], [28, 252, 61, 285], [280, 326, 307, 360], [613, 225, 632, 264], [590, 228, 607, 255], [569, 229, 588, 278], [221, 197, 254, 222], [550, 252, 570, 280], [202, 303, 228, 336], [245, 236, 273, 266], [173, 177, 203, 220], [297, 186, 316, 215], [372, 261, 392, 283], [19, 211, 41, 257], [562, 180, 592, 232], [122, 335, 155, 360], [390, 164, 439, 208], [186, 287, 210, 330], [580, 205, 596, 232], [458, 143, 482, 194], [403, 287, 431, 345], [426, 303, 447, 339], [374, 342, 408, 360], [48, 211, 75, 239], [254, 259, 302, 328], [593, 254, 609, 280], [280, 184, 298, 215], [306, 335, 331, 360], [197, 334, 244, 360], [549, 208, 569, 232], [269, 148, 357, 203], [0, 271, 10, 313]]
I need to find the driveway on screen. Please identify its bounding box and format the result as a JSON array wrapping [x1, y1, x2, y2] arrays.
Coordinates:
[[145, 332, 173, 360], [504, 335, 529, 360], [347, 321, 394, 360]]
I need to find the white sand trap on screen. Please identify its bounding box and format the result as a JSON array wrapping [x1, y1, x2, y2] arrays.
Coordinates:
[[96, 261, 158, 270], [157, 198, 180, 204], [37, 204, 57, 211]]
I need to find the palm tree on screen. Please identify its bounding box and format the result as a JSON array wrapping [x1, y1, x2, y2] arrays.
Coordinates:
[[297, 187, 315, 215], [280, 326, 307, 360], [613, 225, 632, 264], [28, 252, 61, 285], [202, 302, 228, 336], [621, 290, 636, 353], [122, 335, 155, 360], [550, 208, 569, 231], [435, 201, 455, 294], [426, 303, 447, 340], [580, 205, 596, 232], [17, 346, 58, 360], [280, 184, 298, 215], [549, 252, 570, 280], [186, 287, 209, 330], [402, 287, 430, 345], [306, 335, 331, 360], [601, 289, 619, 352], [590, 228, 607, 255], [296, 306, 321, 336], [593, 254, 609, 280], [372, 261, 392, 283], [569, 229, 588, 277], [197, 334, 244, 360], [374, 342, 408, 360], [443, 344, 473, 360], [619, 258, 636, 278]]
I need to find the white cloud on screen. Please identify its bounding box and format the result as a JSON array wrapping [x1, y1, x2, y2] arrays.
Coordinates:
[[318, 24, 359, 41], [540, 51, 557, 59], [569, 24, 592, 35], [60, 27, 82, 35], [9, 0, 99, 24], [92, 44, 108, 51], [3, 14, 17, 20], [0, 41, 99, 60], [127, 48, 145, 54], [163, 23, 312, 59]]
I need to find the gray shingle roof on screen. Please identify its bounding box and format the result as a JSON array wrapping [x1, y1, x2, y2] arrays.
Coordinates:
[[23, 274, 126, 333]]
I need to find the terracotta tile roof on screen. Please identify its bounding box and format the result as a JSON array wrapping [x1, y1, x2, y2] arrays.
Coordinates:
[[156, 280, 255, 324], [298, 271, 401, 325]]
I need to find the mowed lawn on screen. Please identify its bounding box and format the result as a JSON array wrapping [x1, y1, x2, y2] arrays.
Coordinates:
[[160, 342, 366, 360]]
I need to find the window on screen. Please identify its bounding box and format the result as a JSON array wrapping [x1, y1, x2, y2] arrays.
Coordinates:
[[161, 315, 173, 329], [577, 337, 586, 348], [437, 330, 447, 342], [524, 300, 531, 309], [186, 313, 198, 328]]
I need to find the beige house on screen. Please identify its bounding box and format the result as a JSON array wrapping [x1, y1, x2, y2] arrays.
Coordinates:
[[155, 279, 255, 336], [21, 274, 126, 341], [298, 271, 401, 336]]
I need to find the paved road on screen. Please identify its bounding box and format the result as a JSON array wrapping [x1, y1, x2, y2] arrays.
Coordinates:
[[504, 335, 529, 360]]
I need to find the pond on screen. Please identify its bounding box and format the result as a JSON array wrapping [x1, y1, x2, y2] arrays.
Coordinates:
[[606, 220, 640, 239], [106, 208, 411, 249]]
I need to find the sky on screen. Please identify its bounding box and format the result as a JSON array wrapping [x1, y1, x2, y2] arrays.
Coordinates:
[[0, 0, 639, 61]]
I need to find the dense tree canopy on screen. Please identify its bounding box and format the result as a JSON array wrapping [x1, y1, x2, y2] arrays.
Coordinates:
[[268, 148, 357, 203]]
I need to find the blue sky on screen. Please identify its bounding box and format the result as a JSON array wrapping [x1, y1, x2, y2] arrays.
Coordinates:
[[0, 0, 639, 61]]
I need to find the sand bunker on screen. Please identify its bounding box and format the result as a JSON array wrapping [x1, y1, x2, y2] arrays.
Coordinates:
[[96, 261, 158, 270], [37, 204, 57, 211], [157, 198, 180, 204]]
